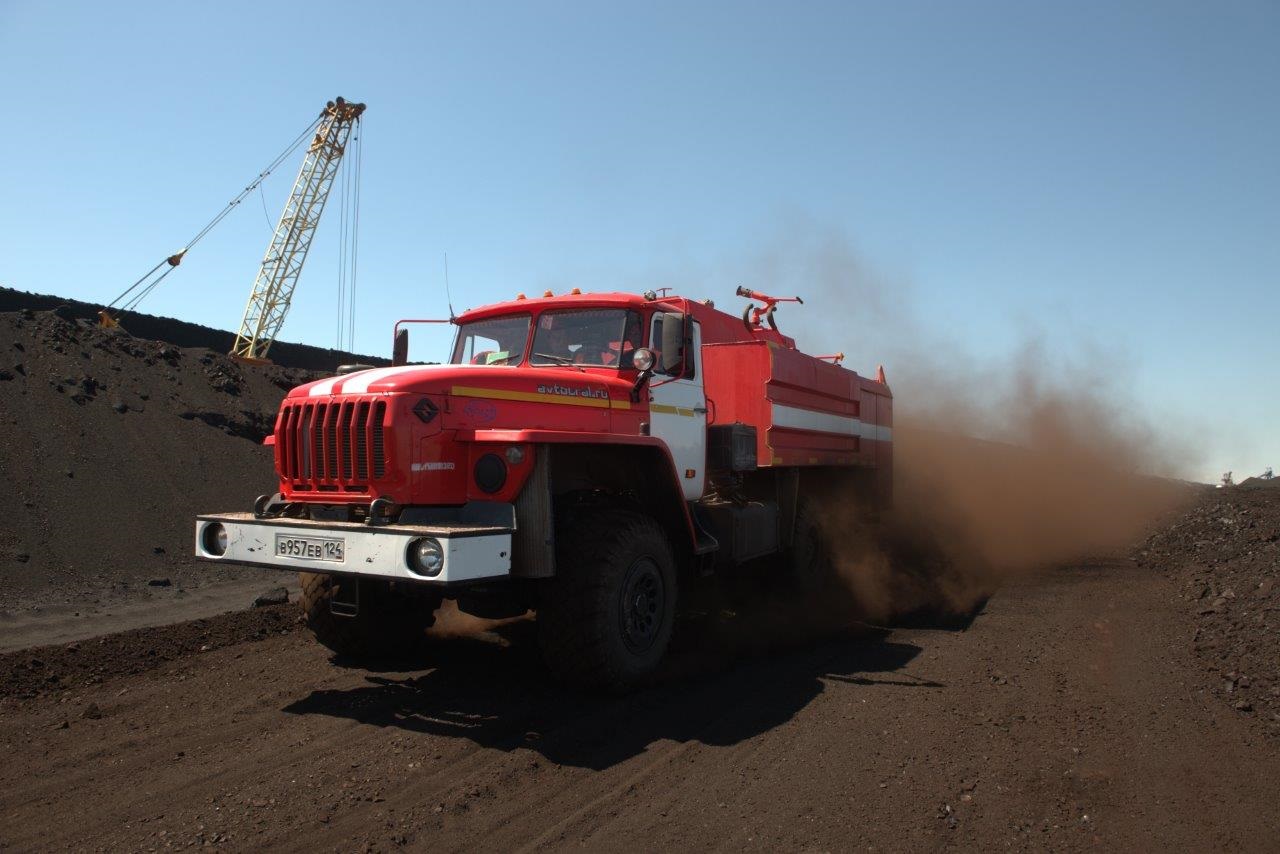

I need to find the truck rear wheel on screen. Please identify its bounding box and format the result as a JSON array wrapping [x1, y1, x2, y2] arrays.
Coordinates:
[[299, 573, 439, 659], [788, 499, 840, 598], [537, 510, 677, 692]]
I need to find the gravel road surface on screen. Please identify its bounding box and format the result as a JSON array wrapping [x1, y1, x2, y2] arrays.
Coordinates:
[[3, 559, 1277, 852]]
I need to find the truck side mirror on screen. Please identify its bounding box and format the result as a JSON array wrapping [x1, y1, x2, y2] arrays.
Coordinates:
[[392, 328, 409, 367], [682, 313, 694, 377], [660, 312, 686, 375]]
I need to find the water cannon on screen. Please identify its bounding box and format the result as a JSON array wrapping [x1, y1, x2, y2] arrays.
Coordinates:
[[736, 286, 804, 333]]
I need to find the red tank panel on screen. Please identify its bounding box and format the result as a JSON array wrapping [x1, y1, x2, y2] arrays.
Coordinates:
[[701, 340, 892, 470]]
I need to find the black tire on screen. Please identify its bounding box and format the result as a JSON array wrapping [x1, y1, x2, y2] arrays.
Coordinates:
[[787, 498, 840, 599], [537, 510, 677, 692], [299, 572, 439, 658]]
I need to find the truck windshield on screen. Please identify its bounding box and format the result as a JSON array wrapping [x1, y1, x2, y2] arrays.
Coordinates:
[[450, 314, 531, 365], [530, 309, 643, 367]]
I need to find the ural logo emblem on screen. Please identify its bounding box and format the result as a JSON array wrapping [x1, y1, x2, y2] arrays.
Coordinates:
[[413, 397, 439, 424]]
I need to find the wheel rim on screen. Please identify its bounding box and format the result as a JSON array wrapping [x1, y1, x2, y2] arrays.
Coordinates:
[[792, 523, 831, 594], [619, 556, 665, 654]]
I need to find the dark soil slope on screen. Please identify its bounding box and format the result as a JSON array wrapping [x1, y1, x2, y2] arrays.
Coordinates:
[[1134, 479, 1280, 731], [0, 309, 322, 610], [0, 286, 388, 373]]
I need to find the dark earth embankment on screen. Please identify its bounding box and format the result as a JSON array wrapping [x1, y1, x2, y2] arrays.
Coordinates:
[[0, 309, 307, 613], [0, 296, 383, 647], [1134, 477, 1280, 731], [0, 286, 388, 374]]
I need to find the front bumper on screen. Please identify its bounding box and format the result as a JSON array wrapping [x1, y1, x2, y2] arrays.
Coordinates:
[[194, 512, 511, 584]]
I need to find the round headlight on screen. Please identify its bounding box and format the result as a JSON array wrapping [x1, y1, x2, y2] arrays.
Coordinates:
[[631, 347, 655, 372], [408, 537, 444, 577], [202, 522, 228, 557], [505, 445, 526, 465], [474, 453, 507, 493]]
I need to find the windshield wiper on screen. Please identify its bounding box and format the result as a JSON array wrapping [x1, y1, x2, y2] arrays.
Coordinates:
[[532, 352, 576, 365]]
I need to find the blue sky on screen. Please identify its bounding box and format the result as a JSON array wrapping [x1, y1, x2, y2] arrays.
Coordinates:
[[1, 0, 1276, 481]]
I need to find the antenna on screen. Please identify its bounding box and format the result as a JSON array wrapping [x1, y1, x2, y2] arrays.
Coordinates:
[[444, 252, 456, 321]]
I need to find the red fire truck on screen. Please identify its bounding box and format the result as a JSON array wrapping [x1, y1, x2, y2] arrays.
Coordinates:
[[196, 288, 892, 690]]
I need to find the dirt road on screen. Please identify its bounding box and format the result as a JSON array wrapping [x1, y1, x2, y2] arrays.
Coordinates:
[[3, 558, 1277, 852]]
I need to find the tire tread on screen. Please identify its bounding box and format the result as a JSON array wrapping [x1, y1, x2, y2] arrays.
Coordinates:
[[537, 510, 676, 692]]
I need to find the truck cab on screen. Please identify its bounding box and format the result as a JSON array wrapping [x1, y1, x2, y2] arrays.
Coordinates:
[[196, 288, 892, 690]]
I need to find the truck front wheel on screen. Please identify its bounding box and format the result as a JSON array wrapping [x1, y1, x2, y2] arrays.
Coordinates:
[[299, 573, 439, 659], [537, 510, 677, 692]]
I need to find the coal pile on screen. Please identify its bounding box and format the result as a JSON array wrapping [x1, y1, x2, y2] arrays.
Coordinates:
[[0, 307, 336, 612], [1133, 479, 1280, 731], [0, 286, 388, 373]]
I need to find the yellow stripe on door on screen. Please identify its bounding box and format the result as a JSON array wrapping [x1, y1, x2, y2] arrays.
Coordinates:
[[650, 403, 698, 417]]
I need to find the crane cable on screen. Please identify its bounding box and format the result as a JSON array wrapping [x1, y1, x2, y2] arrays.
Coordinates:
[[335, 123, 351, 349], [106, 113, 325, 317], [335, 119, 363, 352], [349, 123, 362, 352]]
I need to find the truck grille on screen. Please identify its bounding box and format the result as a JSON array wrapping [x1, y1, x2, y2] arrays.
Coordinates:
[[277, 398, 387, 492]]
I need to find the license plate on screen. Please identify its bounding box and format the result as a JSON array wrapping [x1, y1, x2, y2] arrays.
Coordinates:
[[275, 534, 345, 563]]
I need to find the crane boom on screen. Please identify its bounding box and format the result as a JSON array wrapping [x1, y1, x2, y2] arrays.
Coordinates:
[[231, 97, 365, 362]]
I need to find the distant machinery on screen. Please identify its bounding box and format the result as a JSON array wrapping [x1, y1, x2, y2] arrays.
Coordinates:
[[102, 97, 366, 363], [231, 97, 365, 362]]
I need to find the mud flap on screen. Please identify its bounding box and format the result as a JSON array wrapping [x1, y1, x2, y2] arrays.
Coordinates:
[[689, 505, 720, 576], [330, 576, 359, 618], [512, 446, 556, 577]]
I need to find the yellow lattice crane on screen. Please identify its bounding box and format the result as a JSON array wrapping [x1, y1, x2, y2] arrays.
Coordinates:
[[102, 98, 366, 345], [231, 97, 365, 362]]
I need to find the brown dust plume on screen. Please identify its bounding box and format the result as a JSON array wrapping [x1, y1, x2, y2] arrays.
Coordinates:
[[670, 220, 1198, 618]]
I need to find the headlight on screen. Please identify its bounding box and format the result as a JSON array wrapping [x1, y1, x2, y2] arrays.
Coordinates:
[[408, 537, 444, 576], [202, 522, 228, 557], [631, 347, 655, 372], [505, 445, 526, 465]]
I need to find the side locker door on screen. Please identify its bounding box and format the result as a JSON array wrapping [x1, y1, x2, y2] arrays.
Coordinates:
[[647, 316, 706, 500]]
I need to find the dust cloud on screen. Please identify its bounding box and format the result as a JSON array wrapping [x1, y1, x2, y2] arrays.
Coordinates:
[[879, 380, 1194, 618], [666, 219, 1198, 618]]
